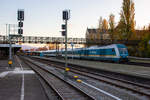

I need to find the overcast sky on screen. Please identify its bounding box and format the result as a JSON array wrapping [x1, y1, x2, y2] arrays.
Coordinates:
[[0, 0, 150, 38]]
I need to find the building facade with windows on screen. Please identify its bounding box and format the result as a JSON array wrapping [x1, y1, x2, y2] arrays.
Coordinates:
[[85, 28, 110, 44]]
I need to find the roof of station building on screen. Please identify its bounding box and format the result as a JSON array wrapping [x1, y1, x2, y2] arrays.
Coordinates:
[[0, 44, 21, 48]]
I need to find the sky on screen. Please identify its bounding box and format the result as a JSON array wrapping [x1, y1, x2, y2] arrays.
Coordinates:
[[0, 0, 150, 38]]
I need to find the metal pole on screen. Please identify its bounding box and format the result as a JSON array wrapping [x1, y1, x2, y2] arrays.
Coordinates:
[[6, 24, 8, 37], [58, 42, 59, 56], [5, 24, 8, 43], [72, 44, 73, 60], [65, 19, 68, 69], [14, 24, 15, 34], [9, 24, 12, 67]]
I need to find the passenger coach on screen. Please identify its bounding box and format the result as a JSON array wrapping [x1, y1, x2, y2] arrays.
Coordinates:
[[62, 44, 129, 62], [28, 44, 129, 62]]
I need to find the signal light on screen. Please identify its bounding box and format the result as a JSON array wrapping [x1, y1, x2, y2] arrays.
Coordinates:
[[18, 10, 24, 21], [63, 11, 68, 20], [18, 22, 23, 27], [62, 24, 66, 29], [17, 9, 24, 35], [18, 29, 23, 34], [62, 31, 66, 36]]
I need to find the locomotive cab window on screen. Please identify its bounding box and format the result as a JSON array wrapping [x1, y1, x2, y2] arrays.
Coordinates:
[[119, 48, 128, 54]]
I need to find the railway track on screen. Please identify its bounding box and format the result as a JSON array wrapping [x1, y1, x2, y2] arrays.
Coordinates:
[[57, 57, 150, 67], [22, 56, 136, 100], [30, 56, 150, 99], [22, 57, 96, 100], [75, 58, 150, 67], [124, 61, 150, 67]]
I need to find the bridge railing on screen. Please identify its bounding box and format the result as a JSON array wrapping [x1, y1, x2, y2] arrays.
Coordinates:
[[0, 35, 140, 45], [0, 36, 86, 44]]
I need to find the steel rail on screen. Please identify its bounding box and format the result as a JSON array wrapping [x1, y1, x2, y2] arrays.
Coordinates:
[[24, 60, 63, 100], [32, 57, 150, 98], [21, 57, 95, 100]]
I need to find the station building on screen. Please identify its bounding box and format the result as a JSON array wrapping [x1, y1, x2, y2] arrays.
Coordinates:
[[85, 28, 110, 41]]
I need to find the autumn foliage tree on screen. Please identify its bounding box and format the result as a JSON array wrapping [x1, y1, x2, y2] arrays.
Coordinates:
[[117, 0, 135, 40], [98, 17, 108, 31], [109, 14, 115, 41], [98, 17, 103, 30], [148, 24, 150, 31], [102, 19, 108, 31], [97, 17, 108, 40]]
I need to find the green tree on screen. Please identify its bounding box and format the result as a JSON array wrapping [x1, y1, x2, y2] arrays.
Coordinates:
[[138, 34, 150, 57], [109, 14, 115, 41], [117, 0, 135, 40]]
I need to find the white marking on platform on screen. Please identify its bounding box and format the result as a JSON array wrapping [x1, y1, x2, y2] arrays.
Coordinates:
[[0, 67, 34, 78], [0, 71, 11, 78], [13, 70, 34, 74], [82, 81, 122, 100], [21, 72, 24, 100], [13, 67, 34, 74], [0, 69, 34, 78], [14, 67, 21, 71], [15, 56, 25, 100]]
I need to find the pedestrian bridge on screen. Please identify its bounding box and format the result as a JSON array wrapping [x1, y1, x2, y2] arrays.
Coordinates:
[[0, 35, 86, 44], [0, 35, 140, 45]]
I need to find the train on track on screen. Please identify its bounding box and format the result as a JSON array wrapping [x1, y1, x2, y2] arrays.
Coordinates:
[[26, 44, 129, 62]]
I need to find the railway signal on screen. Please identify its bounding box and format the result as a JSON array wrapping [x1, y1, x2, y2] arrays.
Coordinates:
[[61, 31, 66, 36], [18, 29, 23, 34], [63, 10, 70, 20], [17, 9, 24, 35], [61, 24, 66, 36], [62, 24, 66, 30], [18, 22, 23, 27], [18, 10, 24, 21], [8, 9, 24, 68], [62, 10, 70, 77]]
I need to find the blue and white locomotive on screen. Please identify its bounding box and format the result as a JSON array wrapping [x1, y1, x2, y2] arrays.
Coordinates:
[[61, 44, 128, 62], [28, 44, 129, 62]]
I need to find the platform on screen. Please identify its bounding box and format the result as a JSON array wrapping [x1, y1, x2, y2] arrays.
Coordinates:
[[0, 56, 48, 100]]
